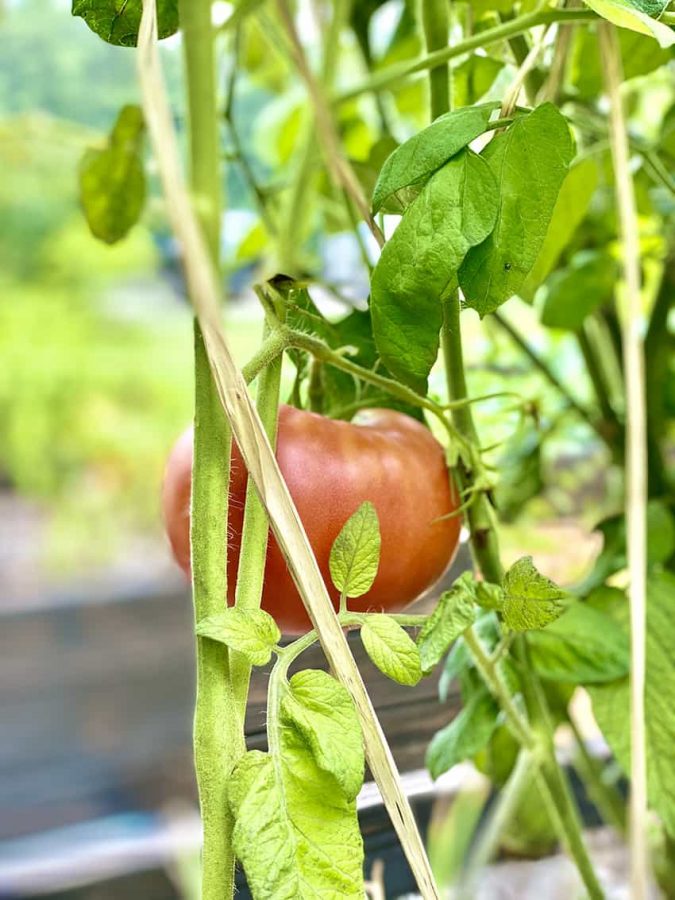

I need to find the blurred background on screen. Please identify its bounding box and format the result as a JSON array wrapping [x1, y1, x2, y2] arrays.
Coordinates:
[[3, 0, 664, 896]]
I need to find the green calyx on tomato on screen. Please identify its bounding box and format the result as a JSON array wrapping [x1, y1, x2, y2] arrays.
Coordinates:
[[162, 405, 461, 633]]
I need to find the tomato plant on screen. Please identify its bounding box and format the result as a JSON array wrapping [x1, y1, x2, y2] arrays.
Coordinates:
[[71, 0, 675, 898], [163, 405, 461, 632]]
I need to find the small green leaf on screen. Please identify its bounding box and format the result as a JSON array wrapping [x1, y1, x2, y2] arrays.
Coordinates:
[[582, 0, 675, 47], [417, 573, 477, 674], [229, 744, 364, 898], [502, 557, 569, 632], [426, 691, 500, 779], [459, 104, 575, 316], [281, 670, 364, 800], [329, 502, 381, 598], [529, 602, 629, 683], [79, 105, 146, 244], [196, 608, 280, 666], [371, 103, 498, 213], [541, 252, 619, 331], [590, 573, 675, 836], [72, 0, 179, 46], [469, 582, 504, 612], [519, 158, 599, 303], [371, 149, 498, 392], [361, 614, 422, 685]]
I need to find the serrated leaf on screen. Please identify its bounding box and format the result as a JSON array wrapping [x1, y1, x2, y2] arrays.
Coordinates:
[[582, 0, 675, 47], [72, 0, 178, 47], [370, 149, 498, 393], [529, 602, 629, 683], [229, 743, 364, 898], [589, 573, 675, 836], [459, 104, 575, 316], [196, 608, 280, 666], [361, 614, 422, 685], [280, 670, 364, 800], [541, 252, 618, 331], [502, 557, 569, 632], [329, 502, 381, 598], [371, 103, 497, 213], [79, 104, 146, 244], [417, 573, 477, 674], [426, 690, 500, 779], [519, 158, 599, 302]]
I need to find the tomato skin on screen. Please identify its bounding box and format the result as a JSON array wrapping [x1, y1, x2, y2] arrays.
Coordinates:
[[162, 405, 461, 633]]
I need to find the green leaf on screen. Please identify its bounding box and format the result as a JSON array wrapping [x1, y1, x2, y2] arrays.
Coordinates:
[[541, 251, 619, 331], [494, 420, 543, 521], [589, 573, 675, 836], [459, 104, 575, 316], [529, 602, 629, 683], [79, 104, 146, 244], [581, 0, 675, 47], [229, 745, 364, 898], [329, 501, 381, 598], [502, 556, 569, 632], [195, 608, 280, 666], [371, 103, 497, 214], [426, 690, 500, 779], [72, 0, 179, 47], [361, 614, 423, 685], [281, 670, 364, 800], [519, 158, 599, 302], [417, 573, 477, 674], [570, 26, 672, 100], [452, 56, 504, 109], [371, 149, 498, 393], [577, 500, 675, 594]]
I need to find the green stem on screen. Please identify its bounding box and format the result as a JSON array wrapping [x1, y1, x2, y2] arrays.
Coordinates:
[[231, 320, 284, 725], [491, 310, 598, 432], [335, 8, 599, 103], [568, 716, 627, 836], [179, 1, 237, 895], [242, 329, 287, 384], [421, 0, 450, 120], [576, 324, 624, 452]]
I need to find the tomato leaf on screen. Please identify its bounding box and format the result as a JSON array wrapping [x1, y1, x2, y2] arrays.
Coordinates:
[[540, 252, 619, 331], [581, 0, 675, 47], [459, 104, 575, 316], [72, 0, 179, 47], [195, 608, 280, 666], [79, 104, 146, 244], [371, 103, 498, 214], [529, 602, 629, 684], [589, 573, 675, 836], [361, 614, 423, 686], [329, 501, 381, 598], [417, 573, 477, 674], [519, 158, 599, 303], [281, 670, 364, 800], [502, 557, 569, 632], [426, 690, 500, 779], [229, 745, 364, 898], [371, 148, 498, 393]]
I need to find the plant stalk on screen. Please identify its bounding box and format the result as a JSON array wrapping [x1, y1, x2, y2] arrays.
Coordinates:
[[178, 0, 238, 894], [599, 22, 649, 899]]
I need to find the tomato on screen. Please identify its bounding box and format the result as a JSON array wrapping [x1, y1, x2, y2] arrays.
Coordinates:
[[162, 405, 461, 633]]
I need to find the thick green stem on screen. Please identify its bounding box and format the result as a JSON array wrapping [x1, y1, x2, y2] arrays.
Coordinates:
[[421, 0, 450, 119], [179, 0, 237, 895]]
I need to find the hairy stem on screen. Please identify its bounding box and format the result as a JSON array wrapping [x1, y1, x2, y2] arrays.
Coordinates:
[[178, 1, 240, 896]]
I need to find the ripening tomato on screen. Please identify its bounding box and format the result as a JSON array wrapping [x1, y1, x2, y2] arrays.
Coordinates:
[[162, 405, 461, 633]]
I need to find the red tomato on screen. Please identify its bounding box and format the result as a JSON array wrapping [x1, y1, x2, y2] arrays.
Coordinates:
[[162, 405, 461, 633]]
